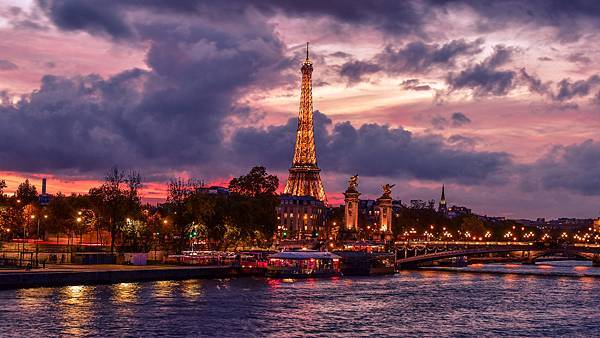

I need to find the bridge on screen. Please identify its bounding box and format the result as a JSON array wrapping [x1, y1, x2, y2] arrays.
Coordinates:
[[394, 241, 600, 268]]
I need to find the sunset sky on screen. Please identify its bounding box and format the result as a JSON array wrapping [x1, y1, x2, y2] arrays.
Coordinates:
[[2, 0, 600, 219]]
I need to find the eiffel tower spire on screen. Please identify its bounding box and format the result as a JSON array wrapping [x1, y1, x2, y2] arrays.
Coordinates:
[[283, 42, 327, 202]]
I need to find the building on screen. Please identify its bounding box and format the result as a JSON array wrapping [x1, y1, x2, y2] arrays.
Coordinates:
[[447, 206, 472, 218], [537, 218, 593, 231], [197, 186, 230, 195], [594, 218, 600, 232], [278, 195, 326, 239], [359, 199, 378, 228], [278, 43, 327, 240]]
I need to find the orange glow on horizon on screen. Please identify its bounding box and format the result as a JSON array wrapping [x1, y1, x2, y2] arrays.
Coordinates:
[[0, 171, 239, 204]]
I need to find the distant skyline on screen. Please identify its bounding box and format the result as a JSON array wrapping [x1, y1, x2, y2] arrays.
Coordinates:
[[2, 1, 600, 219]]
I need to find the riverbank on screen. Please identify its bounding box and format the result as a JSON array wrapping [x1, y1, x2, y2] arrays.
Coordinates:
[[4, 260, 599, 290], [0, 264, 243, 290]]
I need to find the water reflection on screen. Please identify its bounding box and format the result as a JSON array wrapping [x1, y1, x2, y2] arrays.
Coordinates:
[[58, 285, 94, 336], [180, 279, 203, 298], [1, 262, 599, 336], [152, 280, 178, 300], [113, 282, 140, 303]]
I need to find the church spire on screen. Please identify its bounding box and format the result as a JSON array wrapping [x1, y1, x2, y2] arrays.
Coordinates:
[[441, 185, 446, 202], [438, 185, 447, 214]]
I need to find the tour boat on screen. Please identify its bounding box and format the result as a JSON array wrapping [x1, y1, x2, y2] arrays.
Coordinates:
[[267, 251, 342, 278]]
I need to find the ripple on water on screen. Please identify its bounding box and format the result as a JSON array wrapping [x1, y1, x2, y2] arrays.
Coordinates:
[[0, 263, 599, 336]]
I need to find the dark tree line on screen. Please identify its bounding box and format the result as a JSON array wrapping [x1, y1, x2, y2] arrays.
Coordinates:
[[0, 166, 279, 253], [161, 166, 279, 252]]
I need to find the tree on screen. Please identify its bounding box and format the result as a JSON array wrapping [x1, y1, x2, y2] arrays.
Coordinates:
[[459, 215, 486, 238], [122, 219, 152, 252], [0, 179, 6, 206], [46, 193, 76, 244], [0, 203, 24, 239], [188, 192, 228, 250], [89, 167, 142, 253], [229, 166, 278, 197], [228, 166, 279, 248], [165, 178, 200, 253], [16, 179, 38, 205]]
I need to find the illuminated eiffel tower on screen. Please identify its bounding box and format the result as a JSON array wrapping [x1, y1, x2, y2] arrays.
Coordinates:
[[283, 42, 327, 202]]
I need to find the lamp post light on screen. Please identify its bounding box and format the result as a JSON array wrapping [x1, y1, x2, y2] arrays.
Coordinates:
[[34, 214, 43, 266]]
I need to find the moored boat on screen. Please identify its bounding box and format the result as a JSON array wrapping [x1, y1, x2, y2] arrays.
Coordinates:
[[334, 251, 396, 276], [267, 251, 342, 278], [237, 250, 275, 275]]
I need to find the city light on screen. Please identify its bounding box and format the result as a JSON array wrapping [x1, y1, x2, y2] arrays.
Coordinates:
[[2, 4, 600, 336]]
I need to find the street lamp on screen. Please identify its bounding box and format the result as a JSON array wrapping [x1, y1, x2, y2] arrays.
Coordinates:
[[34, 214, 43, 266], [22, 214, 35, 266]]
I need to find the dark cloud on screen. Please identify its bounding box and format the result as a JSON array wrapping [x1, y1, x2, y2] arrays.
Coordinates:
[[430, 112, 471, 130], [340, 39, 483, 82], [554, 75, 600, 101], [451, 112, 471, 126], [448, 0, 600, 42], [340, 38, 483, 83], [38, 0, 132, 38], [0, 90, 11, 105], [521, 140, 600, 196], [430, 116, 448, 130], [400, 79, 432, 91], [537, 56, 552, 61], [446, 45, 517, 96], [248, 0, 428, 36], [339, 61, 381, 84], [1, 0, 289, 178], [36, 0, 426, 41], [233, 111, 511, 185], [567, 52, 592, 65], [0, 60, 18, 71], [519, 69, 600, 103], [36, 0, 600, 44], [519, 68, 550, 95], [375, 39, 484, 73], [329, 51, 352, 59]]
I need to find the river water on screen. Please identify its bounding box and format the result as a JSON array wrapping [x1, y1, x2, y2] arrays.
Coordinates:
[[1, 261, 599, 337]]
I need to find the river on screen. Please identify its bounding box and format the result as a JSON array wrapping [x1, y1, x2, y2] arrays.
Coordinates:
[[1, 261, 599, 337]]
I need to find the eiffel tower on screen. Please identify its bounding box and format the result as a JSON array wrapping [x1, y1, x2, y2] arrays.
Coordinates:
[[283, 42, 327, 202]]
